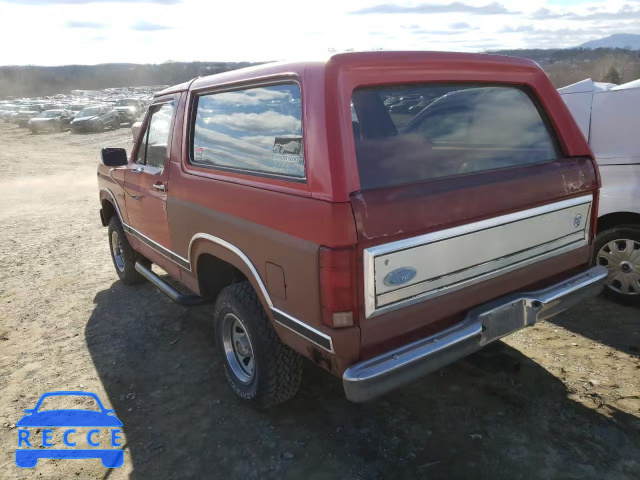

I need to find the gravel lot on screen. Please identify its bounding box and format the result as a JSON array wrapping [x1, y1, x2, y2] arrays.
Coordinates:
[[0, 122, 639, 479]]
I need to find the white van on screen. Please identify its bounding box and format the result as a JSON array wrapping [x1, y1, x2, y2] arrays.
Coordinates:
[[559, 79, 640, 303]]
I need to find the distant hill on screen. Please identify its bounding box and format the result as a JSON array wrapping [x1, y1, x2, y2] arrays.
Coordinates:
[[579, 34, 640, 50], [490, 47, 640, 87], [2, 46, 640, 98], [490, 47, 640, 65], [0, 61, 261, 99]]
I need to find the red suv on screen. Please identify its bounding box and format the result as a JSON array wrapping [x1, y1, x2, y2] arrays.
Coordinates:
[[97, 52, 607, 406]]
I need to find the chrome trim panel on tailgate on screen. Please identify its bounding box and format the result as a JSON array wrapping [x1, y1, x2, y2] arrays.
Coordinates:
[[364, 195, 593, 318], [345, 265, 607, 402]]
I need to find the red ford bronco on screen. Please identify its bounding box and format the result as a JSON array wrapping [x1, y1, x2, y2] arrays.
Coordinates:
[[97, 52, 608, 406]]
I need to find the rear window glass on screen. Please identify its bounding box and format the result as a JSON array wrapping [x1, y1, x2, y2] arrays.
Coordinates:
[[351, 84, 560, 190], [78, 107, 101, 117], [191, 83, 304, 179]]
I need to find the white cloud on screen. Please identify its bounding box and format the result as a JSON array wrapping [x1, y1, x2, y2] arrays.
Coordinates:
[[200, 88, 290, 107], [203, 111, 300, 133], [0, 0, 638, 65]]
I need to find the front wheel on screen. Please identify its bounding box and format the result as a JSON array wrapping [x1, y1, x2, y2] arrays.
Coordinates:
[[594, 225, 640, 304], [214, 282, 302, 407], [107, 217, 148, 285]]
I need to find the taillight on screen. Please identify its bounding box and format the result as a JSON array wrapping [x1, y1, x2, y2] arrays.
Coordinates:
[[319, 246, 358, 328]]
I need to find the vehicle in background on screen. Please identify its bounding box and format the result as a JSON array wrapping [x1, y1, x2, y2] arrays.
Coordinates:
[[70, 105, 120, 133], [0, 104, 20, 121], [97, 52, 606, 407], [388, 98, 421, 113], [28, 109, 75, 133], [16, 105, 45, 127], [383, 96, 400, 106], [114, 98, 146, 125], [69, 103, 87, 114], [406, 100, 426, 112], [559, 78, 640, 302], [41, 103, 66, 111], [1, 85, 162, 127]]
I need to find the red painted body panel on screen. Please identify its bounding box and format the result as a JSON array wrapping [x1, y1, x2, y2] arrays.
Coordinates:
[[360, 247, 592, 359], [97, 51, 599, 376]]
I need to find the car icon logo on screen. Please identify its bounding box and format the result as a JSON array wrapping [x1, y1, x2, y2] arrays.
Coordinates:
[[15, 391, 124, 469], [574, 214, 582, 228], [383, 267, 418, 287]]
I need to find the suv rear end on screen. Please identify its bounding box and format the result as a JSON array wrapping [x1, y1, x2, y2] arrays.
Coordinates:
[[320, 52, 606, 401], [97, 52, 605, 407]]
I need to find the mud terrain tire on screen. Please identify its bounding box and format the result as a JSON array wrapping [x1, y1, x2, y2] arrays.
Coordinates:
[[107, 216, 148, 285], [214, 281, 302, 407]]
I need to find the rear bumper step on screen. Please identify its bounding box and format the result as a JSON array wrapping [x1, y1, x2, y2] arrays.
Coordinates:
[[343, 265, 608, 402], [135, 262, 209, 306]]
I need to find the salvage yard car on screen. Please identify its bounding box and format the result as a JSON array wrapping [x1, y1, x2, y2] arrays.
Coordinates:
[[114, 98, 146, 125], [97, 52, 607, 407], [71, 105, 120, 133], [28, 109, 74, 133], [559, 79, 640, 302], [0, 104, 20, 120], [15, 104, 44, 127]]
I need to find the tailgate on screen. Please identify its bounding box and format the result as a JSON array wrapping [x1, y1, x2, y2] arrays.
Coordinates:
[[361, 189, 592, 318], [351, 160, 597, 357], [348, 82, 598, 357]]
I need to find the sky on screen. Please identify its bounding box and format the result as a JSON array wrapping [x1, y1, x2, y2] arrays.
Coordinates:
[[0, 0, 639, 66]]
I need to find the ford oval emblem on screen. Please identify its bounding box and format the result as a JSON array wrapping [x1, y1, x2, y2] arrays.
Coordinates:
[[383, 267, 417, 287], [574, 213, 582, 228]]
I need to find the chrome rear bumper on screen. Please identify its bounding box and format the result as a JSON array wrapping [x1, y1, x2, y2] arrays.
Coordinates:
[[343, 265, 608, 402]]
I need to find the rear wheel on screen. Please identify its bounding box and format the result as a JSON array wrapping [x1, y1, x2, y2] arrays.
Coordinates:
[[594, 225, 640, 304], [214, 282, 302, 407], [107, 216, 148, 285]]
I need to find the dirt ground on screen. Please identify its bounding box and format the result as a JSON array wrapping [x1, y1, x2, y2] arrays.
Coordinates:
[[0, 121, 639, 480]]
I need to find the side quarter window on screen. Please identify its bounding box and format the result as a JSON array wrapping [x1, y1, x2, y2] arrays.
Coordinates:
[[134, 102, 175, 169], [191, 83, 305, 179]]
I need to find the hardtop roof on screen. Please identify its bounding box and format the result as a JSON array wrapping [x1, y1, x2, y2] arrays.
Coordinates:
[[155, 51, 541, 97]]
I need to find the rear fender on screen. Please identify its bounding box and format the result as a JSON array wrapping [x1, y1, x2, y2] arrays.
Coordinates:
[[189, 236, 272, 314], [188, 236, 357, 374]]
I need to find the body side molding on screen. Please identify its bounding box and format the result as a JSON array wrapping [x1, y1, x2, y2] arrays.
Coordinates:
[[189, 233, 335, 353], [97, 196, 335, 353]]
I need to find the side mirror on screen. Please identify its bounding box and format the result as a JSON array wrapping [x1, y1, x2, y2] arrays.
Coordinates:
[[101, 148, 128, 167]]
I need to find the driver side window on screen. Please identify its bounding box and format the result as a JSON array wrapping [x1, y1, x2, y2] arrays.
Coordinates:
[[134, 101, 174, 169], [135, 127, 148, 165]]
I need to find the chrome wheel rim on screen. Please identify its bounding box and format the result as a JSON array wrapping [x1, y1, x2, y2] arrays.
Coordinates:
[[111, 231, 125, 272], [222, 313, 255, 384], [597, 238, 640, 296]]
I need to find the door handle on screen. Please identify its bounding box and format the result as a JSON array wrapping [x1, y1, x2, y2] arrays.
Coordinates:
[[130, 167, 143, 173], [153, 183, 167, 192]]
